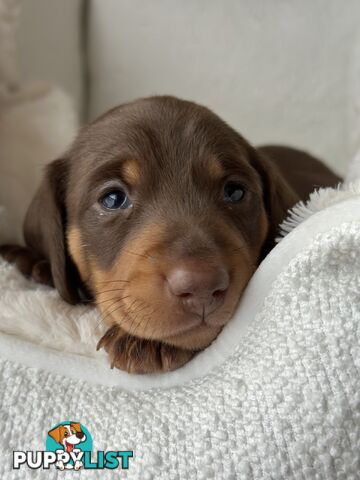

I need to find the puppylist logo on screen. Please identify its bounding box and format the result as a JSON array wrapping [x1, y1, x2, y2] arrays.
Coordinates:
[[13, 421, 133, 471]]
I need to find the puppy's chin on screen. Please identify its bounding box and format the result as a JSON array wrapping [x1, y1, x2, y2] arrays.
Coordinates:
[[107, 309, 223, 350], [161, 323, 223, 350]]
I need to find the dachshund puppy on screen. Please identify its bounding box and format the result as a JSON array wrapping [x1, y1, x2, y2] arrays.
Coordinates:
[[0, 96, 340, 373]]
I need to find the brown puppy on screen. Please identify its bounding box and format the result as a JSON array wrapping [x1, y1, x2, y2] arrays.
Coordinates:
[[0, 96, 340, 373]]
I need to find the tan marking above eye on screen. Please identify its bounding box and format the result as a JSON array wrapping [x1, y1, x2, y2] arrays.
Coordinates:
[[122, 159, 141, 185], [208, 157, 224, 179], [67, 226, 91, 282]]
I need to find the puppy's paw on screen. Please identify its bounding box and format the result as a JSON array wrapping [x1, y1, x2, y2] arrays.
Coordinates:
[[0, 244, 53, 286], [97, 325, 195, 374]]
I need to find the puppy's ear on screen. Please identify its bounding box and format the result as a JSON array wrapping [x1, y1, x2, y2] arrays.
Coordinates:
[[70, 422, 81, 433], [48, 425, 63, 444], [24, 158, 80, 304], [249, 147, 300, 254]]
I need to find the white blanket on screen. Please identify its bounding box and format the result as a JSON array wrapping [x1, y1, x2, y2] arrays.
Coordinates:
[[1, 175, 360, 478]]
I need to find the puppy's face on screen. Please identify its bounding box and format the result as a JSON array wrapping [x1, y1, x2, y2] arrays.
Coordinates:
[[24, 96, 298, 356], [64, 97, 269, 350], [48, 423, 86, 452]]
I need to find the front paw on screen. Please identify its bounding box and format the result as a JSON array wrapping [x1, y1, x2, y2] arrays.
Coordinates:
[[0, 244, 53, 286], [97, 325, 195, 374]]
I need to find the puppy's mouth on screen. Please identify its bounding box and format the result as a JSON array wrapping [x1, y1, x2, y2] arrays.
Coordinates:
[[101, 297, 234, 350], [161, 321, 224, 350], [94, 249, 248, 349], [64, 440, 74, 453]]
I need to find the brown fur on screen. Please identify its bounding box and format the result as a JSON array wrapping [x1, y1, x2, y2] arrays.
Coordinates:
[[0, 96, 341, 374]]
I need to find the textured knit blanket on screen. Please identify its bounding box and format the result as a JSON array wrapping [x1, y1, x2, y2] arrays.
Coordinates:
[[0, 179, 360, 479]]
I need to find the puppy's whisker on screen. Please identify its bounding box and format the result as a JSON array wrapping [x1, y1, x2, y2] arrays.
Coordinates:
[[100, 296, 131, 324], [144, 305, 159, 331], [101, 301, 150, 336], [97, 298, 141, 340], [128, 302, 150, 336], [102, 304, 127, 327], [95, 301, 125, 331], [96, 294, 127, 307], [86, 271, 130, 284], [124, 298, 155, 338], [148, 307, 164, 337], [85, 293, 125, 310], [140, 310, 152, 338], [98, 301, 123, 322], [96, 279, 130, 284], [97, 287, 128, 295], [122, 249, 154, 261], [93, 298, 122, 332], [125, 299, 143, 335]]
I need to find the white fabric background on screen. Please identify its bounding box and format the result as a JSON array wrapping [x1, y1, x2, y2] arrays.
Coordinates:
[[0, 86, 78, 242], [88, 0, 360, 175], [6, 1, 360, 175], [0, 0, 80, 241], [17, 0, 84, 113]]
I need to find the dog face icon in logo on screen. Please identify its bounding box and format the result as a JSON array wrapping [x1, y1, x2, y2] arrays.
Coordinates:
[[47, 422, 91, 470]]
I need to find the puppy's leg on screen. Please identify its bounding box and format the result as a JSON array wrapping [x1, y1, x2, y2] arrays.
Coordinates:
[[0, 244, 53, 286], [97, 325, 195, 374]]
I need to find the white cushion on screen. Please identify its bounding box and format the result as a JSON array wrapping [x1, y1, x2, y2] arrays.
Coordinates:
[[88, 0, 360, 175], [17, 0, 84, 113], [0, 0, 20, 92], [0, 85, 78, 242]]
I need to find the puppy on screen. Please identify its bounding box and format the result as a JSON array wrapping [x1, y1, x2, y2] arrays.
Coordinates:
[[48, 423, 86, 470], [0, 96, 340, 373]]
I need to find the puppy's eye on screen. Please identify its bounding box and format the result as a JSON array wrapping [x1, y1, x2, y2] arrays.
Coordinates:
[[223, 182, 245, 203], [100, 189, 132, 210], [64, 431, 69, 437]]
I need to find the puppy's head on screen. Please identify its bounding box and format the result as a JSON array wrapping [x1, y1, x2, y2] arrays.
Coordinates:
[[25, 96, 298, 350], [48, 423, 86, 451]]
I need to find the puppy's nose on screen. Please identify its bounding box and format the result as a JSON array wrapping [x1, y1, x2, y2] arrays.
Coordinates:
[[167, 264, 229, 316]]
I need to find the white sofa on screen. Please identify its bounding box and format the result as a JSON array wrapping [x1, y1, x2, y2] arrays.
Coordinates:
[[17, 0, 360, 174]]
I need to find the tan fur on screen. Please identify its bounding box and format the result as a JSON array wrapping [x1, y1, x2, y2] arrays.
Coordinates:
[[208, 156, 224, 179], [122, 158, 141, 185], [93, 218, 261, 350], [67, 227, 91, 281], [48, 425, 66, 444], [71, 423, 81, 433]]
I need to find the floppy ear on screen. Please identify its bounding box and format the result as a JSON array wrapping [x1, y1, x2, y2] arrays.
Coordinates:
[[248, 147, 300, 255], [48, 425, 63, 444], [23, 158, 81, 304], [70, 422, 81, 433]]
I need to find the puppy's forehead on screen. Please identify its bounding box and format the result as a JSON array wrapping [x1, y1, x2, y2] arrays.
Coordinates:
[[75, 96, 248, 172]]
